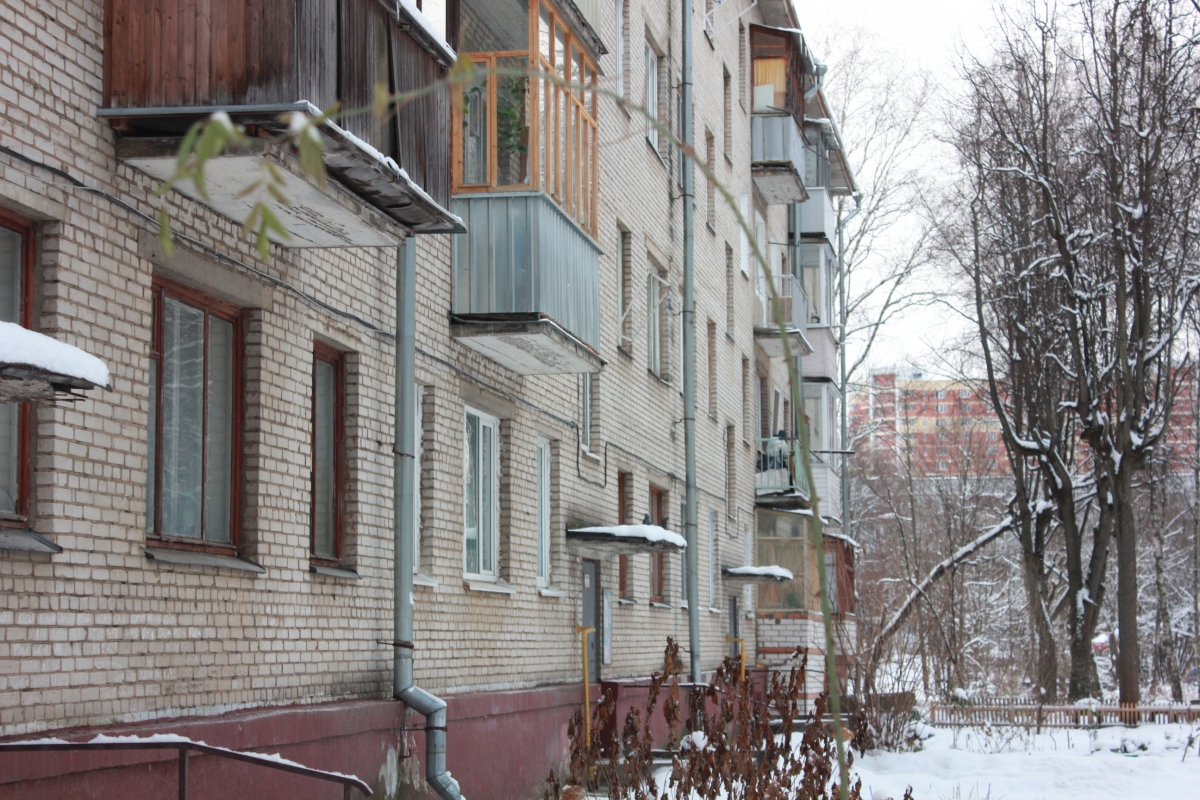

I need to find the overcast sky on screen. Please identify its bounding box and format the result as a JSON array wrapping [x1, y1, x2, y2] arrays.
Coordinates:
[[798, 0, 999, 380]]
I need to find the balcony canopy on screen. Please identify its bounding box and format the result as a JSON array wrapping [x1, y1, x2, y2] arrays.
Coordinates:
[[566, 524, 685, 559], [0, 321, 109, 401], [722, 565, 794, 585]]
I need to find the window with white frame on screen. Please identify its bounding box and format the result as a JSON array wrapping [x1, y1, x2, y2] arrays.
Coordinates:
[[413, 384, 425, 573], [580, 373, 592, 450], [536, 438, 551, 585], [645, 39, 660, 152], [708, 509, 718, 607], [464, 407, 499, 578], [647, 270, 665, 377], [613, 0, 626, 100]]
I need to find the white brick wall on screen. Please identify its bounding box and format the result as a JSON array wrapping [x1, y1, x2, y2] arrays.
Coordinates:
[[0, 0, 829, 737]]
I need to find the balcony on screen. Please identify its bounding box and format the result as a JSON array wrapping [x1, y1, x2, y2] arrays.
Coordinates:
[[451, 192, 602, 375], [101, 0, 461, 246], [798, 186, 837, 244], [754, 273, 812, 359], [808, 455, 842, 521], [755, 436, 810, 508], [805, 326, 840, 381], [751, 114, 808, 205]]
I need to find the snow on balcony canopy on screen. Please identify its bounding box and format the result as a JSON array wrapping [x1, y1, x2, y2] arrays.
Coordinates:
[[0, 321, 109, 400], [722, 565, 794, 584], [566, 524, 686, 559]]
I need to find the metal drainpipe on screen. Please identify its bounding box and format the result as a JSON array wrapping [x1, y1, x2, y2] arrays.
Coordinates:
[[393, 241, 463, 800], [681, 0, 702, 686]]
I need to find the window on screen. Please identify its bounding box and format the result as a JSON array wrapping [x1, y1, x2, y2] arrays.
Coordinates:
[[617, 471, 632, 598], [960, 388, 973, 399], [824, 551, 839, 614], [725, 244, 735, 333], [725, 424, 736, 507], [412, 384, 425, 572], [723, 68, 732, 157], [0, 210, 33, 523], [707, 320, 717, 417], [454, 0, 599, 233], [741, 357, 751, 441], [311, 344, 344, 560], [617, 228, 633, 350], [679, 500, 687, 604], [464, 407, 500, 578], [147, 281, 241, 545], [647, 269, 665, 377], [936, 403, 948, 414], [580, 373, 592, 449], [648, 485, 665, 602], [737, 23, 747, 108], [537, 438, 551, 585], [708, 509, 718, 607], [751, 25, 791, 113], [645, 38, 661, 153], [613, 0, 628, 101], [705, 131, 716, 229], [739, 193, 750, 275], [757, 508, 808, 610], [936, 390, 947, 399]]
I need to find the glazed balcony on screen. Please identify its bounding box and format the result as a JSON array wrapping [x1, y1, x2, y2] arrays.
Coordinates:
[[450, 192, 602, 374], [750, 114, 808, 205], [798, 187, 837, 244], [101, 0, 461, 246]]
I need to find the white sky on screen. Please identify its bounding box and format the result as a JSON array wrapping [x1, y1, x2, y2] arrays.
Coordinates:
[[797, 0, 997, 380]]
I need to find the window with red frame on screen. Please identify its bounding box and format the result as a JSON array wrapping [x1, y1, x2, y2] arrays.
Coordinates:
[[648, 485, 665, 602], [311, 344, 344, 560], [0, 209, 34, 524], [147, 280, 242, 546]]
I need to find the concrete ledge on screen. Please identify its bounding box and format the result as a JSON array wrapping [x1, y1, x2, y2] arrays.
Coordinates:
[[144, 546, 265, 574], [0, 529, 62, 554]]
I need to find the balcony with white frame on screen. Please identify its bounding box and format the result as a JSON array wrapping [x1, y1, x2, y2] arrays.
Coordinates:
[[754, 272, 812, 359]]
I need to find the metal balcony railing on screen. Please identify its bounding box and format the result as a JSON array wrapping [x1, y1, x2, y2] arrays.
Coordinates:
[[0, 736, 372, 799], [755, 435, 810, 498], [755, 273, 807, 332]]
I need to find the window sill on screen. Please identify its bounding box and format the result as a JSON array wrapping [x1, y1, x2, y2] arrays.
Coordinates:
[[708, 607, 723, 614], [0, 529, 62, 554], [616, 344, 634, 360], [580, 447, 602, 464], [647, 139, 667, 166], [145, 546, 265, 575], [414, 571, 438, 588], [464, 577, 516, 595], [309, 563, 361, 580], [724, 152, 733, 167], [706, 222, 716, 236], [725, 330, 735, 343], [649, 601, 673, 609], [538, 585, 567, 598], [617, 597, 638, 605]]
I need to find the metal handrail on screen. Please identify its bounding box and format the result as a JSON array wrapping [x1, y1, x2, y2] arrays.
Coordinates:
[[0, 738, 373, 799]]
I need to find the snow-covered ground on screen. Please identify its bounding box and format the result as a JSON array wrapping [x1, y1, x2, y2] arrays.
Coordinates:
[[853, 723, 1200, 800]]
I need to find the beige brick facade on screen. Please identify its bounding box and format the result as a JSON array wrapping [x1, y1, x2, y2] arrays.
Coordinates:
[[0, 0, 844, 755]]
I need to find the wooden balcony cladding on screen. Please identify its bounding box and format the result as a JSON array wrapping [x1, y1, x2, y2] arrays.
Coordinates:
[[103, 0, 452, 207]]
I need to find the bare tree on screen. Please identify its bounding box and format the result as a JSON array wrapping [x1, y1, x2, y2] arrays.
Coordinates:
[[939, 0, 1200, 704]]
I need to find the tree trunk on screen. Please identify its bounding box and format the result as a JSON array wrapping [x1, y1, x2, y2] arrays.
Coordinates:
[[1152, 499, 1184, 702], [1113, 466, 1140, 705]]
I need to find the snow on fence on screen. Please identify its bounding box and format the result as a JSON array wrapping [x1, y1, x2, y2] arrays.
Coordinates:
[[929, 700, 1200, 730]]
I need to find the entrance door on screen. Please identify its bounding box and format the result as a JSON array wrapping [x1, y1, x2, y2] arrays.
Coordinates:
[[582, 560, 600, 681]]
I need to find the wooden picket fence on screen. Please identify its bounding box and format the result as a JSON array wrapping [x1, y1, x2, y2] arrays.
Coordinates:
[[929, 699, 1200, 730]]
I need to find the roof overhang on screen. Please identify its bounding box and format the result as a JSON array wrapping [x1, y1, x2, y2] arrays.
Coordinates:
[[451, 314, 605, 375], [566, 524, 685, 559]]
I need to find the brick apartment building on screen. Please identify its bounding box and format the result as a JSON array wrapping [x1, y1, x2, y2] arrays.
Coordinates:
[[0, 1, 856, 797]]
